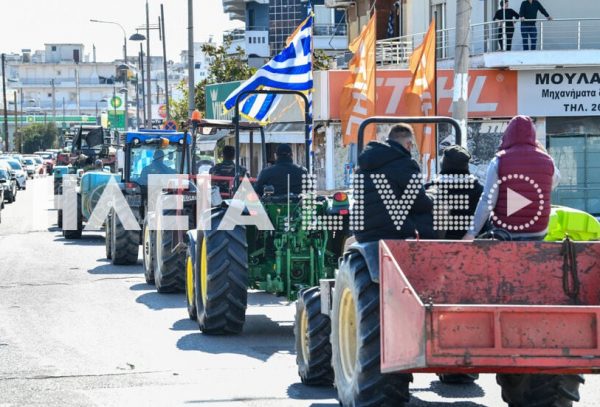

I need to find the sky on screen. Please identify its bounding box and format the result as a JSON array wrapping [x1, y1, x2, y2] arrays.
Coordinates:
[[0, 0, 244, 63]]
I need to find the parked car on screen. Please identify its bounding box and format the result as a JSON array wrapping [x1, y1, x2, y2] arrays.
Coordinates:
[[20, 157, 37, 178], [0, 164, 16, 203], [32, 156, 46, 176], [0, 159, 26, 190]]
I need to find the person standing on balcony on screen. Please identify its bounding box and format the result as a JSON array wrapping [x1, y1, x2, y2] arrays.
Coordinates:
[[494, 0, 520, 51], [519, 0, 553, 50]]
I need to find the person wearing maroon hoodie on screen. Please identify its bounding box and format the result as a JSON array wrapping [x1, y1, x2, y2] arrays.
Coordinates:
[[463, 115, 560, 240]]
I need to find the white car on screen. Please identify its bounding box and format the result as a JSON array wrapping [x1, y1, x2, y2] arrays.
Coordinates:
[[20, 157, 37, 178], [1, 159, 26, 190]]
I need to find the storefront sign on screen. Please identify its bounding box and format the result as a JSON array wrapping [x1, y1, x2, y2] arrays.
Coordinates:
[[325, 69, 518, 120], [518, 69, 600, 117], [205, 81, 243, 120]]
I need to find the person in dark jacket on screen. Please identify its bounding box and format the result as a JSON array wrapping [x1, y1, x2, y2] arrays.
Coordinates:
[[138, 149, 176, 185], [254, 143, 307, 196], [209, 146, 247, 178], [519, 0, 552, 50], [354, 123, 434, 243], [426, 145, 484, 239], [494, 0, 520, 51]]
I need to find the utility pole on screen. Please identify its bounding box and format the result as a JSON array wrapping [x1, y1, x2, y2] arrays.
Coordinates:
[[145, 0, 152, 128], [160, 4, 170, 120], [453, 0, 471, 149], [139, 45, 147, 126], [187, 0, 195, 119], [13, 91, 17, 151], [51, 79, 56, 124], [1, 54, 9, 152]]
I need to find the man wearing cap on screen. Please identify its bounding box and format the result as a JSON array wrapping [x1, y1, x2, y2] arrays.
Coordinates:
[[254, 144, 307, 196], [139, 149, 176, 186], [426, 145, 484, 239]]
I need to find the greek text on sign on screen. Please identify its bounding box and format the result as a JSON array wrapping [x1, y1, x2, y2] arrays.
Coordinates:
[[518, 69, 600, 117]]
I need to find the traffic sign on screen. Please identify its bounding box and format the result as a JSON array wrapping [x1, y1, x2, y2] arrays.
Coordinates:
[[164, 120, 177, 131]]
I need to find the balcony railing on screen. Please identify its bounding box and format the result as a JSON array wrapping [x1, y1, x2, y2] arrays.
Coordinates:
[[377, 18, 600, 67], [314, 24, 347, 36]]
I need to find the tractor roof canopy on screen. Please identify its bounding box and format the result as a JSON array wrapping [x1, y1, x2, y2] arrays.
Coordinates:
[[126, 130, 192, 145]]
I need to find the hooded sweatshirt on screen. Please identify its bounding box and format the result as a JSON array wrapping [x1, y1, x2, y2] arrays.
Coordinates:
[[354, 139, 434, 242], [469, 115, 559, 238]]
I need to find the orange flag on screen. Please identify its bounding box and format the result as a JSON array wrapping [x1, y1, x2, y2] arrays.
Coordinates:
[[340, 15, 376, 146], [403, 20, 437, 177]]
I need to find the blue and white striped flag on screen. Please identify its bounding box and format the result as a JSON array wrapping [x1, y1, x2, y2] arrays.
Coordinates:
[[223, 14, 313, 122]]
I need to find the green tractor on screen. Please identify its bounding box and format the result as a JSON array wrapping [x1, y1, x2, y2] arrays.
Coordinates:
[[184, 90, 350, 335], [105, 129, 191, 266], [144, 119, 266, 293]]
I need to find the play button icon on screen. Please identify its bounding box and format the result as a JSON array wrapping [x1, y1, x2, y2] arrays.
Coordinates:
[[506, 188, 533, 217]]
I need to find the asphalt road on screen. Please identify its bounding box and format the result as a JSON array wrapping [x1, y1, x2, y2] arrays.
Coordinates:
[[0, 177, 598, 407]]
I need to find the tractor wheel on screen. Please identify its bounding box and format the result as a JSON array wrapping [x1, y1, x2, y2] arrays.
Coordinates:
[[196, 210, 248, 335], [438, 373, 479, 384], [110, 210, 139, 265], [331, 252, 412, 407], [185, 239, 200, 320], [105, 215, 112, 260], [62, 196, 82, 239], [153, 209, 185, 292], [142, 217, 155, 285], [497, 374, 584, 407], [294, 286, 333, 386], [57, 209, 63, 228]]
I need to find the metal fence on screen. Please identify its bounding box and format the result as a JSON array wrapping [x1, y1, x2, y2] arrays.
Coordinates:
[[377, 18, 600, 67]]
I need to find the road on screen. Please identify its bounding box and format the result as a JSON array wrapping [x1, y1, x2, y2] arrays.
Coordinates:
[[0, 177, 598, 407]]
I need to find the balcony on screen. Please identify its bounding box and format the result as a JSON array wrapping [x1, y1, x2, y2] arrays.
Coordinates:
[[314, 23, 348, 51], [377, 18, 600, 69]]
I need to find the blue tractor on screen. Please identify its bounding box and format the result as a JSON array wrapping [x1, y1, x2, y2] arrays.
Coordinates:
[[104, 130, 191, 267]]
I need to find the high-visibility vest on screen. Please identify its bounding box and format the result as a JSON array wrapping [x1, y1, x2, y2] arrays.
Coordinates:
[[544, 205, 600, 241]]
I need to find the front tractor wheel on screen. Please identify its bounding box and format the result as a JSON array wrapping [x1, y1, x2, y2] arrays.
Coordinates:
[[185, 239, 200, 320], [142, 217, 155, 285], [294, 287, 333, 386], [110, 210, 139, 265], [195, 211, 248, 335], [497, 373, 584, 407], [154, 227, 185, 293], [331, 252, 412, 407]]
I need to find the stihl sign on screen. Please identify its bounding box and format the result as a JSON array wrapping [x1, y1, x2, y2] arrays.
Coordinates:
[[323, 69, 518, 120]]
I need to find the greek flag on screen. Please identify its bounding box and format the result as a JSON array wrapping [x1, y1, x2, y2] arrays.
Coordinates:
[[223, 14, 313, 122]]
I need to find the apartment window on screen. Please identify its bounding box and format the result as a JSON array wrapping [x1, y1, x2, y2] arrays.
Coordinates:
[[56, 70, 61, 76], [248, 9, 256, 29], [51, 46, 57, 51], [430, 1, 447, 58]]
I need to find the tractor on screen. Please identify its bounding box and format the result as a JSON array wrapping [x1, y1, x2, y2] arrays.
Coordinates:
[[55, 125, 119, 236], [295, 116, 600, 406], [104, 129, 191, 266], [143, 118, 267, 293], [183, 90, 350, 335]]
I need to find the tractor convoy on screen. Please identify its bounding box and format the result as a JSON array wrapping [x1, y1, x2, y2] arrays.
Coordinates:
[[53, 110, 600, 406]]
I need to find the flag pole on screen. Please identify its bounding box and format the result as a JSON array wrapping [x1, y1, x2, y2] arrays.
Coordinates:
[[433, 13, 439, 175]]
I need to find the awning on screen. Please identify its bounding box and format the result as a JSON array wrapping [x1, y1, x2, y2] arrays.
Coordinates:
[[238, 122, 306, 144]]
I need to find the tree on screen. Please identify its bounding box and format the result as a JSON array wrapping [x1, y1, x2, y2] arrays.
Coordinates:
[[170, 39, 256, 123], [16, 123, 58, 153]]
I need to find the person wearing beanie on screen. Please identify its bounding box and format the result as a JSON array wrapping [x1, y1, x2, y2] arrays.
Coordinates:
[[209, 145, 248, 195], [426, 145, 484, 239], [464, 115, 560, 240], [254, 143, 308, 196]]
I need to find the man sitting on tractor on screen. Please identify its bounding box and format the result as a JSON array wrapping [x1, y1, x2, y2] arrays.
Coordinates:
[[355, 123, 435, 242], [254, 144, 307, 196], [209, 146, 247, 195], [139, 149, 176, 185], [463, 115, 560, 240]]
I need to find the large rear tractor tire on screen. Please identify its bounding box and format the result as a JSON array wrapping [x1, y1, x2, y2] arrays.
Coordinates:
[[294, 287, 333, 386], [331, 252, 412, 406], [110, 210, 139, 265], [438, 373, 479, 384], [142, 216, 155, 285], [497, 374, 584, 407], [153, 226, 186, 293], [195, 210, 248, 335], [105, 216, 112, 259]]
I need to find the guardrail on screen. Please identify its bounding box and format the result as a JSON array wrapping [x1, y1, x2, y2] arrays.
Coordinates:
[[377, 18, 600, 66]]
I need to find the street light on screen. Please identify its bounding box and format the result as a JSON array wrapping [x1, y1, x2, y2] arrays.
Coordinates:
[[90, 18, 129, 130], [129, 32, 151, 128]]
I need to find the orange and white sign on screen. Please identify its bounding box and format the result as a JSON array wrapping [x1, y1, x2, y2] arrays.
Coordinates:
[[327, 69, 517, 120], [339, 15, 376, 146]]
